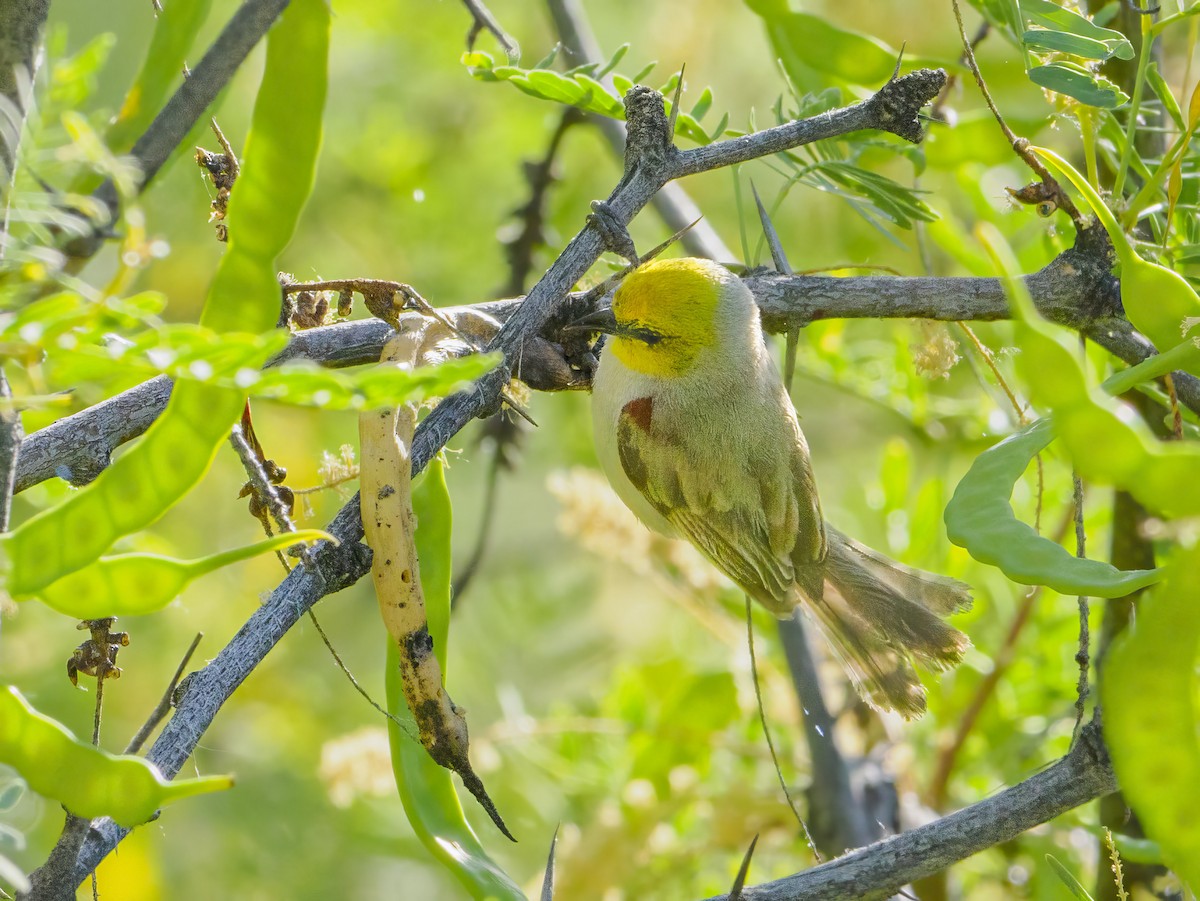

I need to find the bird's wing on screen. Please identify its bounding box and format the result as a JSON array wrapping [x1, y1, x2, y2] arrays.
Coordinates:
[[616, 398, 824, 615]]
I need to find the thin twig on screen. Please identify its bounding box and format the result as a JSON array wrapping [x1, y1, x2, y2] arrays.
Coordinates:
[[125, 633, 203, 755], [304, 610, 418, 742], [949, 0, 1084, 226], [0, 368, 22, 533], [459, 0, 519, 61], [745, 598, 822, 862], [501, 107, 584, 297], [231, 419, 414, 740], [1071, 474, 1090, 745]]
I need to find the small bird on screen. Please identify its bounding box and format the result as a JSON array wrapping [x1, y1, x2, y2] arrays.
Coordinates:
[[573, 257, 971, 718]]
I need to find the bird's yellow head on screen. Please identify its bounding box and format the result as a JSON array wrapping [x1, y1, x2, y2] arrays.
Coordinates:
[[603, 257, 729, 377]]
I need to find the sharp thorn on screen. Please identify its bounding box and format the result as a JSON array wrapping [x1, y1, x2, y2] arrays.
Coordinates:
[[728, 833, 759, 900], [750, 181, 792, 276], [540, 824, 561, 901]]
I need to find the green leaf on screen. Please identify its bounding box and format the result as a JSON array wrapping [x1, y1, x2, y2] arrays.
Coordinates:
[[386, 458, 524, 900], [1045, 854, 1096, 901], [944, 419, 1161, 595], [690, 86, 713, 121], [0, 0, 330, 598], [1103, 543, 1200, 893], [805, 161, 937, 228], [463, 55, 722, 143], [1020, 0, 1135, 58], [1028, 62, 1129, 109], [1022, 28, 1129, 61], [43, 323, 501, 411], [753, 10, 900, 86], [1146, 62, 1185, 131], [0, 686, 231, 827], [745, 5, 953, 88], [596, 43, 629, 79], [1109, 834, 1164, 865], [22, 530, 333, 617]]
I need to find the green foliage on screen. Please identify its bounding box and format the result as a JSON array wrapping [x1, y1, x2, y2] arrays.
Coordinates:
[[20, 530, 332, 617], [1102, 545, 1200, 892], [1046, 853, 1097, 901], [463, 52, 727, 145], [385, 458, 524, 900], [6, 0, 1200, 896], [0, 0, 331, 598], [0, 686, 230, 827], [744, 0, 954, 88], [944, 419, 1160, 595]]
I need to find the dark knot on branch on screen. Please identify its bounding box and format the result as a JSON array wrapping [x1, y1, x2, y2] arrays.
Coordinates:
[[622, 85, 674, 178], [869, 68, 948, 143]]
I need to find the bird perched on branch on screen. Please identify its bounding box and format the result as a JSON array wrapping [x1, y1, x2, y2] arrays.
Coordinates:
[[571, 257, 971, 718]]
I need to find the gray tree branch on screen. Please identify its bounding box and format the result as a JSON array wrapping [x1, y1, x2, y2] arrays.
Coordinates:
[[706, 720, 1115, 901]]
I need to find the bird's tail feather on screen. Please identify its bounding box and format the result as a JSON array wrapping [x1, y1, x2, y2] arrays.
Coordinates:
[[801, 529, 972, 719]]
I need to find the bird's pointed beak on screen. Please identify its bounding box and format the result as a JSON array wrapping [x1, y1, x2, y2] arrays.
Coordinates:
[[563, 306, 621, 337]]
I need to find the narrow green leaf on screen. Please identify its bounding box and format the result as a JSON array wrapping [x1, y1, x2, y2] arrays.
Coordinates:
[[385, 459, 524, 901], [944, 419, 1161, 595], [1045, 854, 1096, 901], [24, 530, 333, 617], [1021, 0, 1135, 58], [595, 42, 629, 79], [1146, 62, 1185, 131], [531, 44, 559, 70], [690, 86, 713, 120], [0, 0, 330, 597], [1028, 62, 1129, 109], [1103, 544, 1200, 893], [1022, 29, 1128, 61], [0, 686, 231, 828], [631, 61, 657, 83]]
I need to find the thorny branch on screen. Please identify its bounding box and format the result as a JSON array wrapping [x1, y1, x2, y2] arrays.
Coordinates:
[[14, 222, 1200, 497], [705, 721, 1115, 901]]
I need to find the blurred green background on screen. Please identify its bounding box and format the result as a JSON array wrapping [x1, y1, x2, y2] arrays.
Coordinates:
[[1, 0, 1180, 897]]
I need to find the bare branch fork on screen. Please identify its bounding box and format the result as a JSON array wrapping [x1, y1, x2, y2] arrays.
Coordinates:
[[58, 71, 952, 886]]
